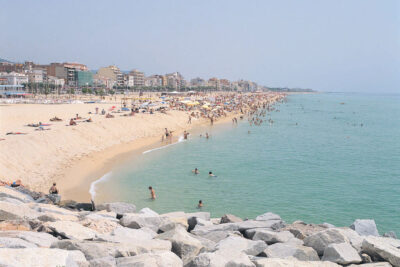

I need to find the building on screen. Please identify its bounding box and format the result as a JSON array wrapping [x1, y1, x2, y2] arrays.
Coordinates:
[[144, 75, 163, 87], [75, 71, 93, 87], [47, 62, 88, 86], [208, 77, 220, 90], [0, 62, 23, 73], [97, 65, 124, 87], [129, 69, 145, 87], [219, 79, 231, 90], [48, 76, 65, 87], [27, 69, 44, 83], [190, 77, 206, 87], [165, 72, 184, 89], [0, 72, 28, 85]]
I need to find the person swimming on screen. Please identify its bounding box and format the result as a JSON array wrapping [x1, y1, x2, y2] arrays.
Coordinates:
[[192, 168, 199, 174], [209, 171, 216, 177], [148, 186, 156, 199], [198, 200, 203, 208]]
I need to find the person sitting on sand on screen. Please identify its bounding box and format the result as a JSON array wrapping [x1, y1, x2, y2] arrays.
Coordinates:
[[105, 113, 114, 118], [75, 114, 82, 120], [49, 183, 58, 194], [149, 186, 156, 199], [86, 117, 92, 122], [69, 119, 77, 126], [198, 200, 203, 208], [11, 179, 23, 188], [192, 168, 199, 174], [101, 109, 106, 115], [209, 171, 216, 177]]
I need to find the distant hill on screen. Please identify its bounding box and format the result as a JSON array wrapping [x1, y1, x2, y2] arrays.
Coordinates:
[[0, 58, 14, 64]]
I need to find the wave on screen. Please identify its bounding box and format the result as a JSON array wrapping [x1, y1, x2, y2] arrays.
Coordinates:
[[142, 136, 185, 154], [89, 171, 113, 201]]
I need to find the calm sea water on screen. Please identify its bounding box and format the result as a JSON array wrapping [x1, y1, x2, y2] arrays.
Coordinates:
[[94, 93, 400, 234]]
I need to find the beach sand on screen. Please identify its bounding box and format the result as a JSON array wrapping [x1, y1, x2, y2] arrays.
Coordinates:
[[0, 100, 237, 201]]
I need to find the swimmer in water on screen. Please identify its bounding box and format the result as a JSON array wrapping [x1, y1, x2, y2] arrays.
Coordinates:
[[209, 171, 216, 177], [205, 133, 209, 139], [198, 200, 203, 208], [192, 168, 199, 174], [148, 186, 156, 199]]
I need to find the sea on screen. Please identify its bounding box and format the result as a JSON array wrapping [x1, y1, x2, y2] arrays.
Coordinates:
[[92, 92, 400, 234]]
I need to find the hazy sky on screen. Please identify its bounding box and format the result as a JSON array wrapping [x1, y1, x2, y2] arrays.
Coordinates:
[[1, 0, 399, 92]]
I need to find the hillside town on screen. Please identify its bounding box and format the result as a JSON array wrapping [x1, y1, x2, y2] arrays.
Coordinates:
[[0, 59, 267, 97]]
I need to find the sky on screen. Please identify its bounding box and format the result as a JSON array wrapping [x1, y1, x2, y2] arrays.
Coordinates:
[[1, 0, 399, 92]]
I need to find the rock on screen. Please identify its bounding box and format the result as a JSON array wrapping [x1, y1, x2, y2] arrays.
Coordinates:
[[0, 231, 58, 247], [321, 223, 336, 228], [44, 221, 98, 240], [215, 235, 267, 256], [156, 226, 205, 265], [0, 237, 37, 248], [221, 214, 243, 224], [120, 213, 166, 232], [0, 220, 31, 231], [95, 226, 155, 243], [336, 227, 365, 252], [139, 207, 159, 216], [116, 251, 183, 267], [384, 231, 397, 239], [361, 253, 373, 263], [0, 248, 88, 267], [37, 212, 79, 222], [0, 186, 34, 203], [210, 218, 221, 225], [194, 229, 239, 243], [45, 194, 61, 204], [322, 242, 362, 265], [187, 212, 211, 231], [79, 218, 119, 234], [189, 250, 255, 267], [89, 256, 116, 267], [84, 211, 118, 222], [255, 212, 281, 221], [350, 219, 379, 236], [252, 258, 340, 267], [235, 219, 285, 232], [348, 263, 393, 267], [249, 229, 295, 244], [159, 216, 189, 232], [96, 202, 136, 215], [0, 201, 39, 220], [282, 222, 327, 239], [30, 202, 79, 216], [194, 218, 213, 228], [262, 243, 319, 261], [362, 236, 400, 266], [0, 196, 25, 204], [303, 228, 350, 255]]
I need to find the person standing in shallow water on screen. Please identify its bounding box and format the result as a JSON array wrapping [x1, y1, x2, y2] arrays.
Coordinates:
[[149, 186, 156, 199], [198, 200, 203, 208]]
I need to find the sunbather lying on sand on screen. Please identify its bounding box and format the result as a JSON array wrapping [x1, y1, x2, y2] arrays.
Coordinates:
[[35, 127, 51, 131], [6, 132, 27, 135], [69, 119, 77, 126], [50, 116, 62, 121], [10, 179, 24, 187]]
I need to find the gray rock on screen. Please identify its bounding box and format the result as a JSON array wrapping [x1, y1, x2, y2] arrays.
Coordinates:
[[89, 256, 116, 267], [44, 221, 97, 240], [0, 248, 88, 267], [116, 251, 183, 267], [95, 226, 155, 243], [235, 219, 285, 232], [282, 222, 327, 240], [322, 242, 362, 265], [384, 231, 397, 239], [0, 201, 39, 220], [120, 213, 166, 232], [362, 236, 400, 266], [261, 243, 319, 261], [139, 207, 159, 216], [303, 228, 350, 255], [321, 223, 336, 228], [85, 212, 118, 222], [361, 253, 373, 263], [216, 235, 267, 256], [45, 194, 61, 204], [0, 186, 34, 203], [335, 227, 365, 252], [348, 263, 393, 267], [193, 229, 239, 243], [250, 229, 295, 244], [0, 196, 25, 204], [189, 250, 255, 267], [0, 237, 37, 248], [350, 219, 379, 236], [0, 231, 57, 247], [252, 258, 340, 267], [187, 212, 211, 231], [255, 212, 281, 221], [156, 226, 205, 265], [96, 202, 136, 215], [220, 214, 243, 224], [191, 222, 240, 236]]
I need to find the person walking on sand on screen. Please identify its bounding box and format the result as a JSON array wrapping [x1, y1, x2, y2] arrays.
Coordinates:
[[188, 115, 192, 124], [149, 186, 156, 199]]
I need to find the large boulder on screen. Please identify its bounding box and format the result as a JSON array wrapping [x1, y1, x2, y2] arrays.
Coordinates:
[[252, 258, 340, 267], [348, 263, 393, 267], [79, 218, 120, 234], [262, 243, 319, 261], [384, 231, 397, 239], [0, 237, 37, 248], [191, 222, 239, 236], [95, 226, 156, 243], [139, 207, 159, 216], [96, 202, 136, 215], [0, 230, 58, 247], [116, 251, 183, 267], [0, 201, 39, 220], [193, 229, 238, 243], [187, 212, 211, 231], [350, 219, 379, 236], [0, 220, 31, 231], [189, 250, 255, 267], [84, 211, 118, 222], [362, 236, 400, 267], [249, 229, 295, 244], [236, 219, 285, 233], [0, 248, 88, 267], [322, 242, 362, 265], [255, 212, 281, 221], [220, 214, 243, 224], [156, 226, 205, 265], [44, 221, 98, 240], [215, 235, 267, 256], [282, 221, 326, 239], [120, 213, 167, 232], [335, 227, 365, 252], [0, 187, 34, 203], [303, 228, 350, 255], [89, 256, 116, 267]]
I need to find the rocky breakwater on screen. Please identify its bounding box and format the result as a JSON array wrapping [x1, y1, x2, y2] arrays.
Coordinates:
[[0, 186, 398, 267]]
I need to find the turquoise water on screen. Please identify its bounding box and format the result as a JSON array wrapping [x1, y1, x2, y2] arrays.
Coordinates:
[[94, 93, 400, 234]]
